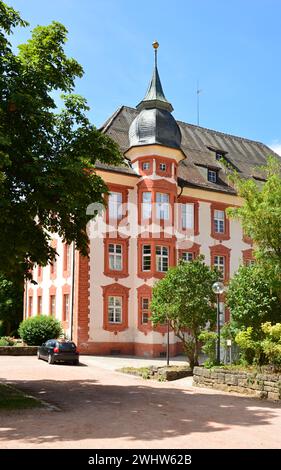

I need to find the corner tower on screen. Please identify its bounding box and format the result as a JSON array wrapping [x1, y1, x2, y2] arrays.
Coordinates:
[[126, 41, 185, 178]]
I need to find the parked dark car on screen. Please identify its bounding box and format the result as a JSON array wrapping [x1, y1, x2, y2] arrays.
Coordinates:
[[37, 339, 79, 365]]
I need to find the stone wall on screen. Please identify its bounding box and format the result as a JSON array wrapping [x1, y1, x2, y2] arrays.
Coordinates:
[[193, 366, 281, 401], [0, 346, 38, 355]]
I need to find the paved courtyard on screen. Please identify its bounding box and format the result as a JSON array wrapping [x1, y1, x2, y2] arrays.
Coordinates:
[[0, 355, 280, 449]]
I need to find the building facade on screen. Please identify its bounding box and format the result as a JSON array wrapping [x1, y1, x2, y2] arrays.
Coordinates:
[[24, 46, 277, 356]]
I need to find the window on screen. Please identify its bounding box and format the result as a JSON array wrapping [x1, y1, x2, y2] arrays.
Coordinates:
[[50, 258, 56, 275], [37, 295, 42, 315], [63, 294, 70, 321], [109, 191, 122, 220], [142, 192, 152, 219], [156, 246, 169, 272], [28, 296, 33, 316], [156, 192, 169, 220], [214, 209, 225, 233], [108, 296, 122, 323], [142, 162, 150, 170], [109, 243, 122, 271], [50, 295, 56, 316], [181, 252, 193, 262], [214, 255, 225, 277], [142, 245, 151, 271], [208, 169, 217, 183], [159, 163, 167, 171], [219, 302, 225, 326], [181, 203, 194, 229], [141, 298, 149, 324], [216, 152, 224, 161], [246, 259, 255, 267], [64, 244, 71, 272]]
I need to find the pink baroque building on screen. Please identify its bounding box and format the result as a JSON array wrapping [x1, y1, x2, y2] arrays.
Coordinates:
[[24, 45, 279, 356]]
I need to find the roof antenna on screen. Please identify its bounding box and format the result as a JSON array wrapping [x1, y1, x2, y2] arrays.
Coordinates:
[[196, 80, 203, 126], [152, 40, 159, 67]]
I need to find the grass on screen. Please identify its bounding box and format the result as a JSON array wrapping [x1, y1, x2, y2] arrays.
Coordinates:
[[0, 383, 42, 410], [118, 366, 151, 379]]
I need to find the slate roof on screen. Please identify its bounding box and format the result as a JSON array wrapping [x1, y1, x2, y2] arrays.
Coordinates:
[[98, 105, 280, 194]]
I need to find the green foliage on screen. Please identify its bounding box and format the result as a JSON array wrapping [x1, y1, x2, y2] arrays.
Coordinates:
[[198, 330, 217, 367], [226, 264, 280, 334], [0, 336, 16, 346], [18, 315, 62, 345], [226, 156, 281, 293], [0, 2, 123, 279], [0, 273, 23, 335], [235, 323, 281, 367], [150, 256, 218, 369], [260, 322, 281, 367]]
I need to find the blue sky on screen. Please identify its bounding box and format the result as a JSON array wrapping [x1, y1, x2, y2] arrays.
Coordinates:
[[7, 0, 281, 153]]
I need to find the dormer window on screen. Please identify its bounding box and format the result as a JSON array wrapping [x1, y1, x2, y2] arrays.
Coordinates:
[[208, 169, 217, 183], [216, 151, 224, 161], [142, 162, 150, 170], [159, 163, 167, 171]]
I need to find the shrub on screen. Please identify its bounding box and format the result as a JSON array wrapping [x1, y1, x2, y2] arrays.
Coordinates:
[[0, 336, 16, 346], [235, 327, 265, 365], [198, 331, 217, 367], [261, 322, 281, 367], [18, 316, 62, 346]]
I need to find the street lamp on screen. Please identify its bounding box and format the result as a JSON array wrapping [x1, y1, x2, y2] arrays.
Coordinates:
[[212, 281, 225, 365]]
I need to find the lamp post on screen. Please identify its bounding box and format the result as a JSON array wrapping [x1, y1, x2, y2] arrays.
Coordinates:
[[212, 281, 225, 365]]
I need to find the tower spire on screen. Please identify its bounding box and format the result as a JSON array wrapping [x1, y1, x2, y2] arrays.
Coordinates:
[[153, 40, 159, 67], [136, 41, 173, 112]]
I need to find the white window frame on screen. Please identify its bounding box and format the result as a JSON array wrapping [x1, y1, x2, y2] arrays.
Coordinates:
[[214, 255, 225, 278], [142, 245, 151, 271], [181, 252, 193, 262], [156, 192, 169, 220], [108, 296, 122, 324], [181, 203, 194, 229], [141, 297, 149, 324], [246, 259, 255, 267], [156, 246, 169, 272], [50, 295, 56, 316], [214, 209, 225, 233], [142, 192, 152, 219], [142, 162, 150, 170], [28, 296, 33, 316], [159, 163, 167, 171], [208, 169, 217, 183], [66, 244, 71, 271], [109, 192, 123, 220], [37, 295, 42, 315], [108, 243, 123, 271], [63, 294, 70, 320]]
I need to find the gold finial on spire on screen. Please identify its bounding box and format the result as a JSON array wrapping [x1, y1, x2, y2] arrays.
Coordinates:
[[152, 40, 159, 67]]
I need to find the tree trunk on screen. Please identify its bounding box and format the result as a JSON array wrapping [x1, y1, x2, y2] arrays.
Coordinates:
[[194, 336, 200, 367]]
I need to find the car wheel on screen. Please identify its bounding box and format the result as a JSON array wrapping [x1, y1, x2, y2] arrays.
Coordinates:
[[37, 351, 41, 360], [48, 354, 54, 365], [73, 359, 79, 366]]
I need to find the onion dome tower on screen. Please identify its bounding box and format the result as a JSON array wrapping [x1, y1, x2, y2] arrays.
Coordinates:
[[128, 41, 182, 150]]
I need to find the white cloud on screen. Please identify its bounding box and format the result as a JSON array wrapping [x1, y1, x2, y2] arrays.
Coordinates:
[[268, 141, 281, 156]]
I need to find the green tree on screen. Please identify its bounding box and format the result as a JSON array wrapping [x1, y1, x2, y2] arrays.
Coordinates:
[[0, 2, 122, 279], [150, 257, 218, 370], [226, 264, 280, 336], [0, 273, 23, 336], [227, 156, 281, 293]]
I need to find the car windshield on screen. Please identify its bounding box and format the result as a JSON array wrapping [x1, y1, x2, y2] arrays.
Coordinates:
[[58, 342, 76, 351]]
